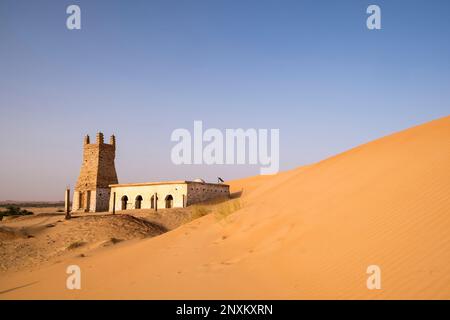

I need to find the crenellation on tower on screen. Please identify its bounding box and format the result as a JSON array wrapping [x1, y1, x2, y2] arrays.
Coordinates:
[[96, 132, 104, 144], [72, 132, 118, 213], [109, 134, 116, 149]]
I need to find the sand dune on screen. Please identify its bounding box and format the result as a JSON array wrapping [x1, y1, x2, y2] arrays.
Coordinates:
[[0, 213, 167, 273], [0, 115, 449, 299]]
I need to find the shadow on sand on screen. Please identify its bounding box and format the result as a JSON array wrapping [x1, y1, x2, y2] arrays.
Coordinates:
[[0, 281, 39, 295]]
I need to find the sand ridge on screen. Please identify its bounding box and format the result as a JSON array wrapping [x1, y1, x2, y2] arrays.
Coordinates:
[[0, 115, 449, 299]]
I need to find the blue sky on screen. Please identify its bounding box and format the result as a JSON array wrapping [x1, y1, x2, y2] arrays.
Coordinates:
[[0, 0, 449, 200]]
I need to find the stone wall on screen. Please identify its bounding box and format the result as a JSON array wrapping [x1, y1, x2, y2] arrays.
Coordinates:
[[94, 187, 111, 212], [186, 182, 230, 205], [109, 181, 230, 211], [109, 183, 188, 211]]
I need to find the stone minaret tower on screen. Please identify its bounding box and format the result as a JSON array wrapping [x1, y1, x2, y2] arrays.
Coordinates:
[[72, 132, 118, 212]]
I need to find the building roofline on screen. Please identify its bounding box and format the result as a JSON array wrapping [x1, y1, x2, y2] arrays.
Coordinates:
[[109, 180, 229, 188]]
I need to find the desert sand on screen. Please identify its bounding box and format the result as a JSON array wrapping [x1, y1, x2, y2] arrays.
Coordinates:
[[0, 208, 196, 273], [0, 213, 166, 272], [0, 115, 449, 299]]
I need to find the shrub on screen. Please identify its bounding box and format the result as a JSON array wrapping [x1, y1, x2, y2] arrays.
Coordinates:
[[67, 241, 87, 250], [1, 206, 33, 217], [110, 237, 123, 244]]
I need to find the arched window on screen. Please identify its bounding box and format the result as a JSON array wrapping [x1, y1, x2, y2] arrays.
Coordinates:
[[135, 195, 143, 209], [121, 195, 128, 210], [165, 195, 173, 209]]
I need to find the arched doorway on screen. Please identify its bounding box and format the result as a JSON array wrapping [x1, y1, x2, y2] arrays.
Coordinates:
[[150, 195, 155, 209], [165, 195, 173, 209], [121, 195, 128, 210], [135, 195, 143, 209]]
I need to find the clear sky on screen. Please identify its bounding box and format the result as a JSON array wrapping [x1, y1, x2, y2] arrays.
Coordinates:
[[0, 0, 449, 201]]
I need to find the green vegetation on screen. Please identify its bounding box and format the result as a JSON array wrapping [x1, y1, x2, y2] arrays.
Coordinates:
[[0, 205, 33, 220], [0, 201, 65, 208]]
